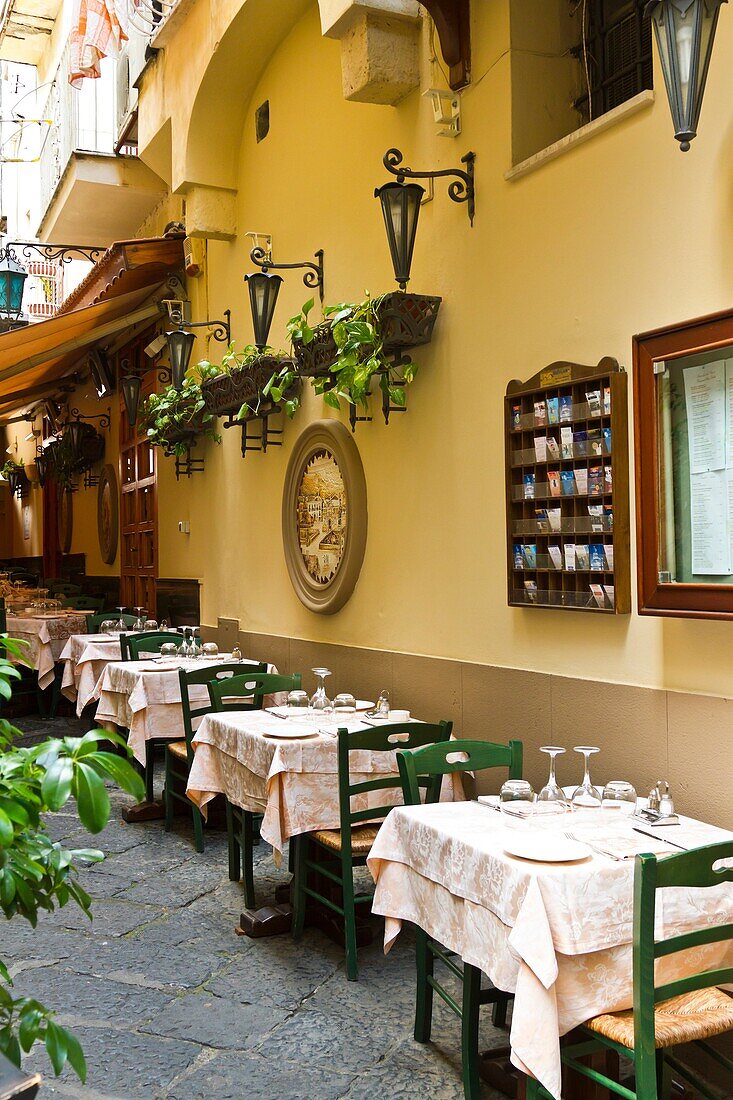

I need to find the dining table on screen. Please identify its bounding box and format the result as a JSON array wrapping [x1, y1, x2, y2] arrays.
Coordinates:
[[187, 710, 465, 855], [90, 656, 279, 766], [59, 632, 122, 714], [6, 611, 89, 689], [368, 799, 733, 1100]]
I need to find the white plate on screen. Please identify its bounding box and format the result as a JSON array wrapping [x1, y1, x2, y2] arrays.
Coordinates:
[[263, 727, 320, 740], [503, 834, 591, 863]]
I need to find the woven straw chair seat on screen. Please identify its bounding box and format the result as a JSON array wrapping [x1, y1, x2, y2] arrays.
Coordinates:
[[312, 825, 381, 854], [167, 741, 188, 760], [585, 987, 733, 1049]]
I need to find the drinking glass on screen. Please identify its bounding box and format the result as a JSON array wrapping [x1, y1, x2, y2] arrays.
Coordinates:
[[287, 690, 309, 714], [115, 606, 127, 631], [571, 746, 602, 809], [535, 746, 570, 815], [601, 780, 637, 815], [133, 607, 146, 631], [499, 779, 535, 820], [333, 692, 357, 714], [100, 619, 117, 635], [202, 642, 219, 659], [160, 642, 178, 660], [310, 668, 332, 712], [144, 619, 158, 631]]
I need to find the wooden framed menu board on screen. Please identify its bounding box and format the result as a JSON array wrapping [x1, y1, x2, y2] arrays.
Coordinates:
[[504, 358, 631, 614]]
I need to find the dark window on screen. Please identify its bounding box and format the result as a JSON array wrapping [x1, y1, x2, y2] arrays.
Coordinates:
[[573, 0, 652, 123], [255, 100, 270, 143]]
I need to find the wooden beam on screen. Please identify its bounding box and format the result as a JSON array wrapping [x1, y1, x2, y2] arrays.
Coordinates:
[[421, 0, 471, 89]]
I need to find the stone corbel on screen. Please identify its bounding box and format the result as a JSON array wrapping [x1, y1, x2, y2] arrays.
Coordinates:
[[183, 184, 237, 241], [320, 0, 422, 106]]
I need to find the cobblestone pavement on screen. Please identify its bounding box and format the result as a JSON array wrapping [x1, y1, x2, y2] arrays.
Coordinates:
[[6, 716, 509, 1100]]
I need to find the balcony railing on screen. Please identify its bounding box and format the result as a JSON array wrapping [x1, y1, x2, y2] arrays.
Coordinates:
[[127, 0, 178, 38]]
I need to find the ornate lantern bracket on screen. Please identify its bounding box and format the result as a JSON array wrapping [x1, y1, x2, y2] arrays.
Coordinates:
[[382, 147, 476, 225], [249, 247, 325, 304]]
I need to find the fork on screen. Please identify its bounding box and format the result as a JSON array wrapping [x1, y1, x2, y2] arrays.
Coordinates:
[[564, 831, 625, 861]]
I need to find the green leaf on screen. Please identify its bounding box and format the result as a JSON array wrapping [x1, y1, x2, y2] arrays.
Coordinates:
[[389, 386, 406, 406], [45, 1020, 68, 1075], [84, 753, 144, 800], [41, 757, 73, 811], [63, 1027, 86, 1082], [323, 391, 341, 410], [0, 809, 13, 847], [72, 764, 110, 834]]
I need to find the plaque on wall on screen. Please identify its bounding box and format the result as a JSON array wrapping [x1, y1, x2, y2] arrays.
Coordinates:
[[97, 464, 119, 565], [282, 420, 367, 614], [58, 489, 73, 555]]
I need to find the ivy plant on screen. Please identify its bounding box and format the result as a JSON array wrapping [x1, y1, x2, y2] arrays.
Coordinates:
[[0, 459, 24, 479], [286, 295, 417, 415], [0, 635, 145, 1081], [139, 362, 221, 458]]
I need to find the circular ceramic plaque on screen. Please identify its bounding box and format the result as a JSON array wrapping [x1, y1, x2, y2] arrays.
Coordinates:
[[282, 420, 367, 614], [97, 464, 118, 565]]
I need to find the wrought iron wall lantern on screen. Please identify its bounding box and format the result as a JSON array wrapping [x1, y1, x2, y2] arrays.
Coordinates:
[[163, 302, 232, 391], [246, 246, 325, 349], [0, 245, 28, 325], [646, 0, 726, 151], [34, 448, 50, 488], [6, 466, 29, 499], [64, 407, 110, 489]]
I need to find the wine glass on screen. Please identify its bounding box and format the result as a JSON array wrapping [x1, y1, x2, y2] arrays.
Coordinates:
[[115, 606, 127, 631], [310, 668, 332, 712], [601, 780, 637, 816], [571, 746, 602, 809], [535, 746, 570, 816], [133, 607, 146, 631]]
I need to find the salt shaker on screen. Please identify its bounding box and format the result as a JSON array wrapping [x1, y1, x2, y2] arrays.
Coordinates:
[[657, 779, 675, 817], [231, 645, 242, 663], [377, 689, 390, 718]]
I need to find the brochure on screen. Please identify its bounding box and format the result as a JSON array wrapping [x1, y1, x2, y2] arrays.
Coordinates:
[[604, 465, 613, 492], [604, 544, 614, 570], [546, 436, 560, 460], [588, 465, 603, 496], [603, 386, 611, 415], [548, 545, 562, 570], [534, 435, 547, 462], [560, 426, 574, 459], [586, 389, 602, 416], [547, 397, 559, 425], [523, 544, 537, 568], [588, 504, 604, 532], [559, 395, 573, 422], [603, 504, 613, 529], [590, 583, 606, 608], [534, 400, 547, 427], [524, 580, 538, 602], [587, 427, 602, 455], [575, 544, 589, 570], [589, 543, 605, 570], [564, 543, 576, 571], [560, 470, 575, 496], [548, 507, 562, 532], [512, 403, 522, 430], [548, 470, 561, 497], [574, 468, 588, 494], [535, 508, 549, 532], [603, 584, 615, 607], [523, 472, 536, 499], [514, 545, 524, 569], [602, 426, 612, 453], [573, 429, 588, 456]]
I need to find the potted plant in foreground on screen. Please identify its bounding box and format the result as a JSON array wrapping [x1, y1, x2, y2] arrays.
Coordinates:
[[139, 363, 221, 458], [285, 290, 441, 419]]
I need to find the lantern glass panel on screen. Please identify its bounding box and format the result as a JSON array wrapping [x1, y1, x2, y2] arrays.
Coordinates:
[[167, 329, 197, 390], [0, 252, 27, 318], [67, 420, 85, 460], [376, 181, 424, 290], [650, 0, 724, 150], [121, 375, 143, 428], [246, 270, 282, 348]]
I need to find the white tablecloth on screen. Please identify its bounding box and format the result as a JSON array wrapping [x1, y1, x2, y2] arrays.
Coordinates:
[[6, 613, 88, 689], [368, 801, 733, 1099], [187, 712, 464, 853], [90, 658, 277, 765], [60, 633, 122, 714]]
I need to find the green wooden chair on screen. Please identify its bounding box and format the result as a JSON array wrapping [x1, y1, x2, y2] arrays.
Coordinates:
[[292, 719, 453, 981], [86, 611, 137, 634], [48, 581, 80, 597], [526, 840, 733, 1100], [397, 738, 523, 1100], [208, 670, 302, 908], [163, 662, 269, 856], [122, 632, 177, 661], [61, 595, 104, 612]]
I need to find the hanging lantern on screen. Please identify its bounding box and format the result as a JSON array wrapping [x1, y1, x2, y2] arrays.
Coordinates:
[[374, 180, 425, 291], [35, 451, 50, 487], [245, 269, 283, 349], [66, 418, 86, 461], [121, 374, 143, 428], [166, 327, 197, 390], [0, 247, 27, 319], [646, 0, 726, 151]]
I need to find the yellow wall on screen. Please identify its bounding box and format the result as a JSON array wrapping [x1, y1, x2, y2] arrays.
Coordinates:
[[1, 426, 43, 559], [64, 383, 121, 577], [143, 2, 733, 699]]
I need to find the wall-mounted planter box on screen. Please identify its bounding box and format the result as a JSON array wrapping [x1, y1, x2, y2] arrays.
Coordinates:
[[6, 468, 29, 499], [292, 292, 442, 377], [202, 355, 300, 420]]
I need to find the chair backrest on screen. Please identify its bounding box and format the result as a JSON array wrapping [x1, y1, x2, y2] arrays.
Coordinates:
[[397, 738, 523, 807], [67, 595, 104, 612], [122, 631, 180, 660], [178, 662, 269, 754], [9, 570, 38, 586], [49, 581, 80, 596], [208, 670, 301, 713], [632, 843, 733, 1086], [86, 611, 138, 634], [336, 721, 453, 850]]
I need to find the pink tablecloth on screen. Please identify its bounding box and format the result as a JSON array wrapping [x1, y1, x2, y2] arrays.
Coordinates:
[[187, 712, 464, 853], [90, 658, 277, 764], [368, 801, 733, 1099], [6, 613, 88, 689], [60, 633, 122, 714]]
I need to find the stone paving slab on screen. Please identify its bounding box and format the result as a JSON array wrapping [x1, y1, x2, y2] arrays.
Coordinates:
[[2, 718, 509, 1099]]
